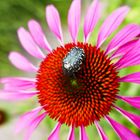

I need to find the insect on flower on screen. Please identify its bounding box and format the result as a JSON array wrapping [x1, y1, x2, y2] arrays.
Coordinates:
[[0, 0, 140, 140], [63, 47, 85, 76]]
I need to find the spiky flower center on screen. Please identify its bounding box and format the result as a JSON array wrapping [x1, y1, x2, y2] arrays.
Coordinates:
[[36, 42, 119, 127]]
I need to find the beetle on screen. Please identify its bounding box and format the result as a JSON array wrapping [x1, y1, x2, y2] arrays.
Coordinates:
[[62, 47, 85, 76]]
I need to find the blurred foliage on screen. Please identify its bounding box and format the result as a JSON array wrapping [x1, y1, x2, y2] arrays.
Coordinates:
[[0, 0, 140, 140], [0, 0, 72, 77]]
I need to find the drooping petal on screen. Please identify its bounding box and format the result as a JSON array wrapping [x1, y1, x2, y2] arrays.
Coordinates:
[[117, 95, 140, 109], [67, 126, 75, 140], [115, 51, 140, 70], [15, 106, 44, 133], [9, 52, 37, 72], [46, 5, 63, 44], [111, 40, 138, 59], [119, 72, 140, 84], [97, 6, 130, 48], [0, 77, 36, 90], [83, 0, 100, 42], [105, 116, 140, 140], [94, 121, 108, 140], [114, 39, 140, 69], [114, 105, 140, 129], [68, 0, 81, 43], [24, 112, 47, 140], [48, 122, 61, 140], [118, 55, 140, 69], [17, 27, 45, 59], [28, 19, 52, 52], [79, 125, 89, 140], [105, 24, 140, 54], [0, 90, 37, 101]]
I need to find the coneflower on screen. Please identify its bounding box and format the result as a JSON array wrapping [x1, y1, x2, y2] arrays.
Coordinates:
[[0, 0, 140, 139]]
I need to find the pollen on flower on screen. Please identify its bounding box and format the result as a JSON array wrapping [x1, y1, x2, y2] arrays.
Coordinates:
[[36, 42, 119, 127]]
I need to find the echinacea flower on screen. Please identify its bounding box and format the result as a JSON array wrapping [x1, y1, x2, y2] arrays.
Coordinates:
[[1, 0, 140, 139]]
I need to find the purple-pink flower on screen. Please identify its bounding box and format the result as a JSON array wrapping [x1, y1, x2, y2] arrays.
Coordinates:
[[0, 0, 140, 140]]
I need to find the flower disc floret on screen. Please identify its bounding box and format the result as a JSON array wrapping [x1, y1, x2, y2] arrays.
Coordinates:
[[36, 42, 119, 127]]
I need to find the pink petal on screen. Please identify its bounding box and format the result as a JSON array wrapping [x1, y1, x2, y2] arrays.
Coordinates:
[[0, 77, 36, 90], [97, 6, 130, 48], [119, 55, 140, 69], [9, 52, 37, 72], [46, 5, 63, 44], [84, 0, 100, 42], [68, 0, 81, 43], [114, 49, 140, 70], [105, 24, 140, 54], [67, 126, 75, 140], [0, 90, 37, 101], [24, 112, 47, 140], [114, 106, 140, 129], [114, 39, 140, 69], [119, 72, 140, 84], [48, 122, 61, 140], [111, 40, 138, 59], [117, 95, 140, 109], [28, 20, 52, 52], [79, 125, 89, 140], [18, 27, 45, 59], [15, 106, 43, 133], [105, 116, 140, 140], [94, 121, 108, 140]]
